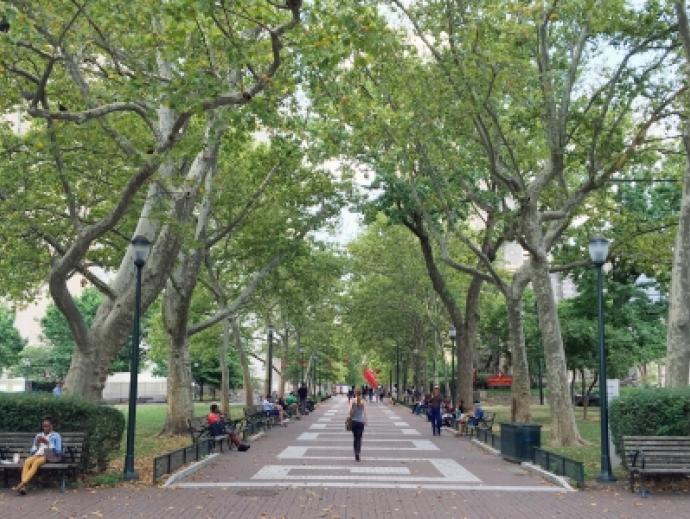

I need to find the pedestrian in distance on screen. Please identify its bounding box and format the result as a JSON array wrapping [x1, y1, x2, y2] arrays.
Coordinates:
[[52, 380, 63, 397], [348, 388, 368, 462], [298, 382, 308, 415], [429, 385, 443, 436]]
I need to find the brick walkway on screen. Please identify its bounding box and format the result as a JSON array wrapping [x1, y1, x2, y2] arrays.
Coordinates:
[[1, 396, 688, 518]]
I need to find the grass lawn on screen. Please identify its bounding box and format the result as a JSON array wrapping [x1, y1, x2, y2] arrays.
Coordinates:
[[484, 403, 626, 481], [90, 403, 245, 486]]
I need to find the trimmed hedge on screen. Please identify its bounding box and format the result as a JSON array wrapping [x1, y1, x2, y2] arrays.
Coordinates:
[[609, 387, 690, 465], [0, 393, 124, 472]]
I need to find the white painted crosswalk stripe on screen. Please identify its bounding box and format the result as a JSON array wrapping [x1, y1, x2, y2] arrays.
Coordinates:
[[175, 481, 565, 492], [253, 459, 479, 483]]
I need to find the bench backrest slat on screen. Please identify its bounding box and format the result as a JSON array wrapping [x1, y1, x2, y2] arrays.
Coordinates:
[[622, 436, 690, 468], [0, 432, 86, 464]]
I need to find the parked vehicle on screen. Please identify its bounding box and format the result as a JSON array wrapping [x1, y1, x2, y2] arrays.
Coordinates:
[[573, 393, 600, 407]]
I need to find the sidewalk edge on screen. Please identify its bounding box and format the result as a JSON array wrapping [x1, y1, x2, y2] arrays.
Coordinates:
[[470, 439, 575, 492], [162, 453, 220, 488], [520, 462, 575, 491]]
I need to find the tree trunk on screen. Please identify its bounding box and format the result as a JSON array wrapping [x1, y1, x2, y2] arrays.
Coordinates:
[[159, 158, 220, 434], [407, 212, 472, 408], [531, 260, 584, 446], [667, 0, 690, 388], [585, 371, 598, 422], [461, 276, 483, 411], [160, 250, 206, 435], [570, 369, 576, 402], [402, 358, 409, 396], [161, 331, 194, 435], [433, 325, 440, 387], [665, 134, 690, 386], [63, 115, 220, 399], [233, 318, 254, 406], [61, 337, 108, 401], [581, 369, 587, 421], [279, 328, 288, 398], [220, 318, 231, 417], [506, 296, 532, 422]]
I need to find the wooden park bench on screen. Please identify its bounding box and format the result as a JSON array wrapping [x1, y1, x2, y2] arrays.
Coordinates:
[[187, 416, 245, 452], [623, 436, 690, 496], [0, 432, 86, 492]]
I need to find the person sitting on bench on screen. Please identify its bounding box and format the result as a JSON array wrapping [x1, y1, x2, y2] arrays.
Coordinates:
[[467, 402, 484, 426], [285, 392, 299, 416], [12, 416, 62, 495], [207, 404, 249, 451], [261, 395, 286, 426]]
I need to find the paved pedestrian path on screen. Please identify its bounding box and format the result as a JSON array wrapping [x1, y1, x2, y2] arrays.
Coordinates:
[[174, 395, 559, 492], [2, 396, 689, 518]]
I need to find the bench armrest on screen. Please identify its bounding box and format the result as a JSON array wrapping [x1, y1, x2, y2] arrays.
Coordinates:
[[630, 449, 640, 468]]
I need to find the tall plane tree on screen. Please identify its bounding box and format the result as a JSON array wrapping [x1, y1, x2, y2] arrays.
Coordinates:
[[0, 0, 303, 400]]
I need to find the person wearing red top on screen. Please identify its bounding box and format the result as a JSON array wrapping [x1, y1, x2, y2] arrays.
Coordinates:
[[207, 404, 249, 452]]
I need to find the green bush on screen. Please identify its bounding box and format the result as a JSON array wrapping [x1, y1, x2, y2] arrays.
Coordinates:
[[0, 393, 124, 472], [609, 387, 690, 465]]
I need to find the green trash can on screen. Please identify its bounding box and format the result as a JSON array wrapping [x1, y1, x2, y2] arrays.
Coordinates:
[[500, 423, 542, 462]]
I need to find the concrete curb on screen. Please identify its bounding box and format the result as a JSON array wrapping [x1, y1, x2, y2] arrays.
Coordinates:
[[471, 438, 501, 456], [470, 439, 575, 492], [248, 431, 265, 442], [520, 462, 575, 491], [162, 453, 219, 488]]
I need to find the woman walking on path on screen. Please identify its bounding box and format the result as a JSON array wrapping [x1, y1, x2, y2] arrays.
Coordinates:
[[349, 388, 368, 462], [429, 385, 443, 436]]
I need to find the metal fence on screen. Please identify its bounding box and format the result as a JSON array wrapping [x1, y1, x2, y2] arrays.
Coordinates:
[[152, 439, 214, 484], [532, 447, 585, 488], [475, 426, 501, 450], [473, 429, 584, 488]]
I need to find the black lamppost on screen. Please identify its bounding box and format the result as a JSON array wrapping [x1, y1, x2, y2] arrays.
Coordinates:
[[299, 347, 305, 385], [123, 235, 151, 481], [314, 352, 320, 395], [538, 357, 545, 406], [395, 343, 400, 400], [266, 325, 274, 397], [448, 326, 456, 407], [589, 236, 615, 483]]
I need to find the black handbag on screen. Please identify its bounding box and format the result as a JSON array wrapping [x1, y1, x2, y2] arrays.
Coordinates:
[[345, 417, 353, 431]]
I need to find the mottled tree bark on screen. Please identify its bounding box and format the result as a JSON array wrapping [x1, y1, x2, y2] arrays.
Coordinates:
[[531, 260, 584, 446], [506, 296, 531, 422], [666, 1, 690, 387], [405, 212, 473, 410], [220, 318, 231, 417], [233, 318, 254, 406]]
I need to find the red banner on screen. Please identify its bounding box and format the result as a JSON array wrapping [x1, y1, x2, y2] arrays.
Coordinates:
[[363, 367, 378, 387]]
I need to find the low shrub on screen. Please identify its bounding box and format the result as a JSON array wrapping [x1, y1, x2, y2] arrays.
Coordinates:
[[0, 393, 124, 472], [609, 386, 690, 465]]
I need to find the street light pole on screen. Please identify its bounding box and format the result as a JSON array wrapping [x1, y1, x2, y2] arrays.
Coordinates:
[[448, 326, 456, 408], [589, 236, 615, 483], [538, 357, 544, 406], [267, 325, 274, 398], [123, 235, 151, 481], [299, 347, 304, 385], [396, 343, 400, 400]]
